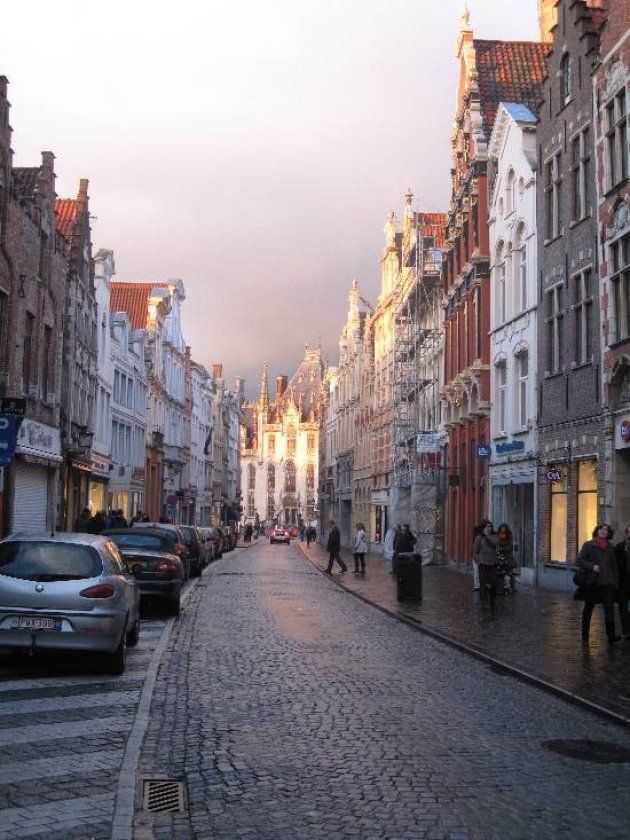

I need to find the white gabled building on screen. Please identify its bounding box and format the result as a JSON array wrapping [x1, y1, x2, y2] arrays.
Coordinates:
[[488, 102, 539, 582], [190, 361, 215, 525], [90, 249, 115, 516]]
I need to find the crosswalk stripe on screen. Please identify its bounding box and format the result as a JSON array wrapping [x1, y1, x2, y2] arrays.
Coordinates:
[[0, 715, 130, 745], [0, 672, 144, 693], [0, 689, 140, 716], [0, 748, 124, 784], [0, 792, 115, 837]]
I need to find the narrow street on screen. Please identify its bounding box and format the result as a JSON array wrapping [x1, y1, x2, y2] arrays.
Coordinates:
[[2, 543, 630, 839], [132, 543, 630, 839]]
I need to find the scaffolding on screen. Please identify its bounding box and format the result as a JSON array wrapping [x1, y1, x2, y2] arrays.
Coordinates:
[[392, 204, 446, 489]]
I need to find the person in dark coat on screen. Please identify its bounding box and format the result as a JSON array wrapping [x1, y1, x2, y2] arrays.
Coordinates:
[[472, 521, 498, 610], [87, 511, 106, 534], [400, 524, 417, 554], [578, 523, 620, 644], [615, 525, 630, 637], [325, 519, 347, 574], [74, 507, 92, 533]]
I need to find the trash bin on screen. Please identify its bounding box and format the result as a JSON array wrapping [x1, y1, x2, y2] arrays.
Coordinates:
[[396, 552, 422, 602]]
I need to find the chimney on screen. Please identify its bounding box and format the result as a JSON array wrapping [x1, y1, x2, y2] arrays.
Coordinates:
[[212, 363, 223, 380], [538, 0, 558, 44], [276, 375, 287, 403]]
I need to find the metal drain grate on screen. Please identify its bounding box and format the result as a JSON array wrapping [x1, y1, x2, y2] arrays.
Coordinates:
[[542, 739, 630, 764], [142, 779, 185, 813]]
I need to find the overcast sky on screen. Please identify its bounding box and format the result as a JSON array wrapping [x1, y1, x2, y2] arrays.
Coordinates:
[[6, 0, 537, 398]]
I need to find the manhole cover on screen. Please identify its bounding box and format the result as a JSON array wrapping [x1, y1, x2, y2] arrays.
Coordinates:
[[142, 779, 185, 813], [542, 739, 630, 764]]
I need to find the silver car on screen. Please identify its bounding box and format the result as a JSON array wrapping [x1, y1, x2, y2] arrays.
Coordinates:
[[0, 532, 141, 674]]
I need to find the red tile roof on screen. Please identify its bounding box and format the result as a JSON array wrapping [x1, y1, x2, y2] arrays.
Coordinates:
[[473, 40, 548, 136], [110, 281, 170, 330], [55, 198, 78, 239]]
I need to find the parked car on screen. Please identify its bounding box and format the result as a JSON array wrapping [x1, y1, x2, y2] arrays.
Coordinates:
[[102, 528, 184, 615], [0, 532, 141, 674], [269, 526, 290, 545], [179, 525, 204, 577], [215, 527, 230, 554], [201, 527, 222, 560], [195, 527, 213, 566], [131, 522, 191, 579]]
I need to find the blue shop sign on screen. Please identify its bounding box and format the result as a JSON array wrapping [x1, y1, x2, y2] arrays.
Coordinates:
[[0, 414, 17, 465], [477, 444, 491, 459], [495, 440, 525, 455]]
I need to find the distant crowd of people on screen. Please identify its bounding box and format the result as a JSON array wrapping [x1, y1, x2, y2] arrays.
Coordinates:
[[73, 507, 150, 533]]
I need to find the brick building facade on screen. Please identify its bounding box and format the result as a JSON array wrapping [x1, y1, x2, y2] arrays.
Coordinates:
[[593, 0, 630, 532], [536, 0, 607, 589], [442, 10, 547, 565]]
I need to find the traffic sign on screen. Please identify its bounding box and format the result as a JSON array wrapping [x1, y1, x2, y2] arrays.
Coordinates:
[[477, 444, 491, 459], [0, 414, 17, 466]]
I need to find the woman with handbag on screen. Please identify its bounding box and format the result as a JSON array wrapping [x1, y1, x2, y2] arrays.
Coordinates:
[[577, 523, 620, 644]]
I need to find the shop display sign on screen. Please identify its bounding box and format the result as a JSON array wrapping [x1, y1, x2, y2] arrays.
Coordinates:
[[544, 465, 563, 483], [477, 444, 491, 459], [621, 420, 630, 442]]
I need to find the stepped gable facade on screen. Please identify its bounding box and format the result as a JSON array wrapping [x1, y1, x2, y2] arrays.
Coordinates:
[[442, 6, 547, 565]]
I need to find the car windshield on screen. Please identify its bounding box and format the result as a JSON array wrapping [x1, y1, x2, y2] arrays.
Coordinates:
[[107, 533, 169, 551], [0, 541, 102, 582]]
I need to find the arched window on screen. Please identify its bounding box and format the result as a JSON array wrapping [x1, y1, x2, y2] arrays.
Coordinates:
[[506, 169, 515, 214], [307, 433, 316, 455], [560, 53, 572, 106], [287, 424, 296, 457], [495, 359, 507, 435], [495, 242, 507, 324], [285, 460, 296, 493], [306, 463, 315, 490], [513, 224, 528, 313], [515, 349, 529, 429]]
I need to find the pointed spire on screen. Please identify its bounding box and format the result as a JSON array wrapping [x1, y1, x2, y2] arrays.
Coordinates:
[[460, 0, 471, 30], [259, 362, 269, 411]]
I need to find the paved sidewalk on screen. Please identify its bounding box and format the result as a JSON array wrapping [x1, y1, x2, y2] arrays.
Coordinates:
[[298, 540, 630, 727]]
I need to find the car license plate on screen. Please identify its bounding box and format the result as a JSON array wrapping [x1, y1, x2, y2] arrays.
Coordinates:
[[12, 616, 62, 631]]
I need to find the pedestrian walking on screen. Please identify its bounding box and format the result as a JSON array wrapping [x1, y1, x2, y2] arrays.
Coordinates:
[[325, 519, 347, 574], [471, 519, 492, 592], [576, 523, 620, 644], [472, 521, 498, 611], [353, 522, 368, 574], [496, 523, 517, 594], [615, 526, 630, 637], [74, 507, 92, 533]]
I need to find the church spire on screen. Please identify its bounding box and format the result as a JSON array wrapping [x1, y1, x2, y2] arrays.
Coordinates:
[[259, 363, 269, 414]]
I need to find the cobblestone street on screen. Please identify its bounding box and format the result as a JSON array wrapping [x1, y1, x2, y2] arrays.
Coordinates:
[[135, 542, 630, 840]]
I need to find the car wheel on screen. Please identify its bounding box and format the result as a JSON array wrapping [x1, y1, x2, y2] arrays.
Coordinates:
[[127, 615, 140, 647], [106, 624, 127, 675]]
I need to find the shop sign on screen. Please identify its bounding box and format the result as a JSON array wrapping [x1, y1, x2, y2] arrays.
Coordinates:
[[544, 465, 564, 483], [477, 444, 491, 459], [495, 440, 525, 455], [0, 415, 17, 465], [621, 420, 630, 442], [16, 419, 61, 459]]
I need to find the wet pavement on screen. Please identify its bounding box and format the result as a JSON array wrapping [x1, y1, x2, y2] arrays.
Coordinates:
[[135, 540, 630, 839], [298, 540, 630, 726]]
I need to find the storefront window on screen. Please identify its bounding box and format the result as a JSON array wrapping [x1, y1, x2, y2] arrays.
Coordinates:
[[550, 474, 568, 563], [577, 459, 597, 551]]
